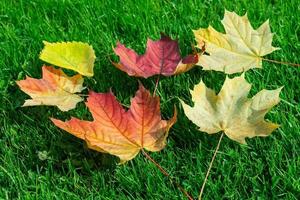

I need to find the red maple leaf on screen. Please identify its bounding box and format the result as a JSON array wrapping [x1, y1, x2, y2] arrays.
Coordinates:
[[113, 33, 198, 78]]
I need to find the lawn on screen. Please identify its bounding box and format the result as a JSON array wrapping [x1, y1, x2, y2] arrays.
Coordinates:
[[0, 0, 299, 199]]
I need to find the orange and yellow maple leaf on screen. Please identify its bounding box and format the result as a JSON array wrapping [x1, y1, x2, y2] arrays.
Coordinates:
[[51, 84, 177, 163], [17, 66, 84, 111]]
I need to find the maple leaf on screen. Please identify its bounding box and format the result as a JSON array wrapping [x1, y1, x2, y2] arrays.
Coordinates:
[[113, 33, 198, 78], [17, 65, 84, 111], [193, 10, 279, 74], [51, 84, 177, 163], [40, 41, 96, 77], [180, 74, 282, 144]]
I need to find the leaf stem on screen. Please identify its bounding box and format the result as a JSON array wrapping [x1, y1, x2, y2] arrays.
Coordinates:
[[198, 132, 224, 200], [141, 149, 194, 200], [78, 94, 89, 97], [153, 76, 161, 96], [262, 58, 300, 67]]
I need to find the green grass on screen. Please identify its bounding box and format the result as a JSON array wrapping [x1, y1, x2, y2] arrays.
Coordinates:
[[1, 0, 299, 199]]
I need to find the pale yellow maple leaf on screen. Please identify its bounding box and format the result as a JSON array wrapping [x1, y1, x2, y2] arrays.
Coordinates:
[[180, 74, 282, 144], [40, 41, 96, 77], [17, 66, 84, 111], [193, 10, 279, 74]]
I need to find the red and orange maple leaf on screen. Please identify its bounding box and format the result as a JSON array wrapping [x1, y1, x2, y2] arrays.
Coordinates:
[[51, 84, 177, 163], [113, 34, 198, 78]]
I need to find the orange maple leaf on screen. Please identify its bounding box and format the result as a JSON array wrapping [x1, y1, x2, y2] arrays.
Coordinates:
[[16, 66, 84, 111], [51, 84, 177, 163]]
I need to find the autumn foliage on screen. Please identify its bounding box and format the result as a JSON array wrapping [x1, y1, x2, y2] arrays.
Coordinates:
[[194, 10, 279, 74], [51, 84, 176, 163], [180, 75, 281, 144], [16, 10, 288, 199], [113, 33, 198, 78], [16, 66, 84, 111]]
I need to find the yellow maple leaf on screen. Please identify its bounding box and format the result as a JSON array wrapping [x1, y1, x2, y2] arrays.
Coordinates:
[[180, 74, 282, 144], [193, 10, 279, 74], [40, 41, 96, 77], [17, 66, 84, 111]]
